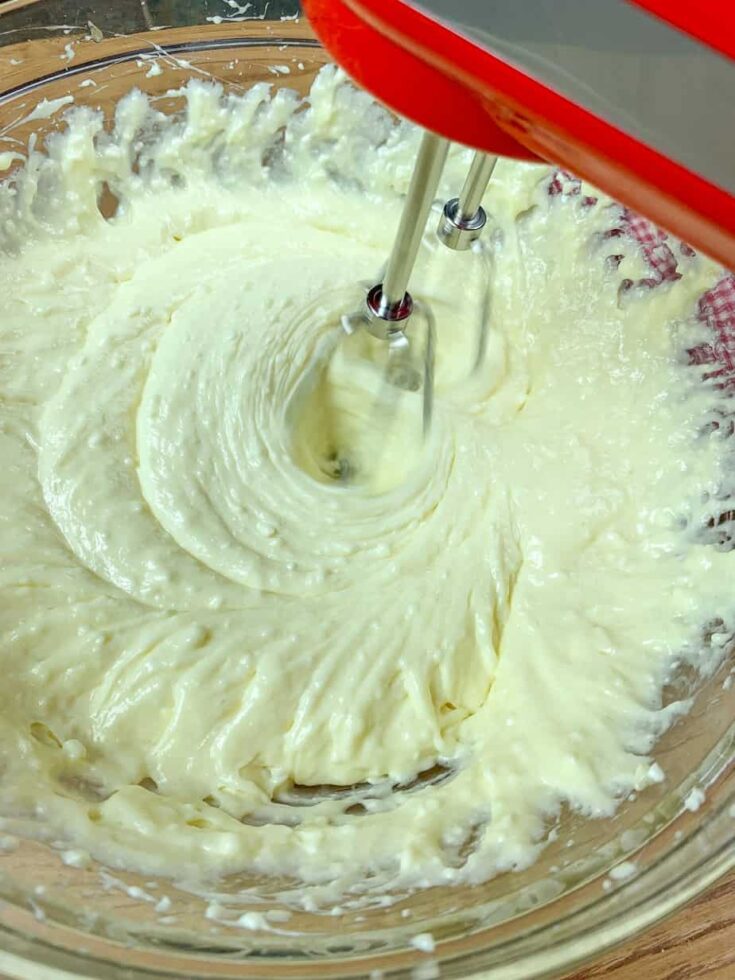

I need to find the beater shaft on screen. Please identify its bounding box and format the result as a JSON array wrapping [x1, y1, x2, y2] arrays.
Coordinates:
[[365, 132, 449, 335], [382, 133, 450, 308], [438, 152, 497, 251]]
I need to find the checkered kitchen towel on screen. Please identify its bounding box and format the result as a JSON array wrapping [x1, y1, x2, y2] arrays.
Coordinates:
[[548, 169, 735, 386]]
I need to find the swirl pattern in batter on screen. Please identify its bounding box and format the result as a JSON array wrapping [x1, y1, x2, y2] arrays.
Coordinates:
[[0, 68, 731, 903]]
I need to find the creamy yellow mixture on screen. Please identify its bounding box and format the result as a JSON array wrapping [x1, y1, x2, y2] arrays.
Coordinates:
[[0, 68, 731, 904]]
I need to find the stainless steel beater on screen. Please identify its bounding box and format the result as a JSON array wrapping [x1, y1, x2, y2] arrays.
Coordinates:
[[343, 132, 498, 432], [437, 150, 498, 252]]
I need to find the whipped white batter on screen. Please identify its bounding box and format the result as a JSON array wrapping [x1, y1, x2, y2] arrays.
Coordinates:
[[0, 68, 731, 905]]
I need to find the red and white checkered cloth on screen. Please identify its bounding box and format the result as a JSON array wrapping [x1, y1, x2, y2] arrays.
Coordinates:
[[548, 169, 735, 386]]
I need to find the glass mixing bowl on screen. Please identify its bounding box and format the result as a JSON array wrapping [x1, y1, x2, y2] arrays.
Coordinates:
[[0, 1, 733, 977]]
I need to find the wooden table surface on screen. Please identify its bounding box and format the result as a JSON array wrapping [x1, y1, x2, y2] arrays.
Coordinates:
[[563, 869, 735, 980]]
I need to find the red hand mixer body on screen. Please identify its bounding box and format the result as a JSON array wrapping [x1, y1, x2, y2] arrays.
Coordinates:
[[303, 0, 735, 270]]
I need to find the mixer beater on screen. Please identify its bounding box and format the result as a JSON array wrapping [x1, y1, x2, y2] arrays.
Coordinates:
[[339, 134, 498, 454]]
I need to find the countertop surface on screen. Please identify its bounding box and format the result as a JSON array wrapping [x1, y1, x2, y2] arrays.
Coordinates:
[[563, 868, 735, 979]]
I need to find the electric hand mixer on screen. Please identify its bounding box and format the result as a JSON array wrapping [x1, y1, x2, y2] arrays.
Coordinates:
[[301, 0, 735, 455]]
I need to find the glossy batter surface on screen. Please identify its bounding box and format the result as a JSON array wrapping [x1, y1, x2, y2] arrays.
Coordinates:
[[0, 69, 731, 904]]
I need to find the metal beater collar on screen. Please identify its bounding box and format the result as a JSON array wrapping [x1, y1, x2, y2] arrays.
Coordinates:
[[364, 283, 414, 343], [437, 197, 487, 251]]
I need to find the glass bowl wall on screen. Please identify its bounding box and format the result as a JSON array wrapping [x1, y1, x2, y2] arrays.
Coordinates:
[[0, 2, 732, 978]]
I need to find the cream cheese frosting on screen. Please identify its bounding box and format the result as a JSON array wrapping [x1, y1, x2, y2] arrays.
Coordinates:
[[0, 67, 732, 905]]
